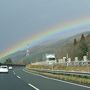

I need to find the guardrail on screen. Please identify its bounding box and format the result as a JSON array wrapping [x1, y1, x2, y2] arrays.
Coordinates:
[[55, 60, 90, 66], [28, 68, 90, 78], [0, 63, 26, 67]]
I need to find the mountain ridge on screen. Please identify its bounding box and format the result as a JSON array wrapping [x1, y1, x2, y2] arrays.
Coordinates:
[[1, 31, 90, 64]]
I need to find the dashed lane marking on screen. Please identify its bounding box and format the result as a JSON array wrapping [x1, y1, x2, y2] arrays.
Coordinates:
[[28, 83, 40, 90], [17, 76, 21, 79]]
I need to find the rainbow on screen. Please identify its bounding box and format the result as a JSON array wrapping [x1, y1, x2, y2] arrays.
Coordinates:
[[0, 17, 90, 58]]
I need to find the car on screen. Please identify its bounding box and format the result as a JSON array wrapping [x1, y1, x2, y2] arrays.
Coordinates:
[[0, 65, 9, 73], [8, 66, 13, 70]]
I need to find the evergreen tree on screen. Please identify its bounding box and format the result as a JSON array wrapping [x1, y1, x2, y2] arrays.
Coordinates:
[[73, 38, 77, 46], [80, 34, 85, 41], [5, 58, 13, 64], [79, 34, 88, 59]]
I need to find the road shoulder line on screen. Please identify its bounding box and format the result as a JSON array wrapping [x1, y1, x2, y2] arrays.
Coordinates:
[[23, 69, 90, 89]]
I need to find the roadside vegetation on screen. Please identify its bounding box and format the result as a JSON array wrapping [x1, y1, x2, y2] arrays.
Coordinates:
[[40, 73, 90, 85], [4, 58, 13, 64], [26, 64, 90, 72], [26, 65, 90, 85]]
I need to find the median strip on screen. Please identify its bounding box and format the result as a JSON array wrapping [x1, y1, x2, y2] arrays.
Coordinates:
[[28, 83, 40, 90]]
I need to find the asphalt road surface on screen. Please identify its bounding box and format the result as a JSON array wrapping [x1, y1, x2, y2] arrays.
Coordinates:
[[0, 70, 35, 90], [13, 67, 90, 90]]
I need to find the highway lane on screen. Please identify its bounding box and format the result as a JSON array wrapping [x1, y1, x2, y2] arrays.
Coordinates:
[[0, 70, 35, 90], [14, 67, 90, 90]]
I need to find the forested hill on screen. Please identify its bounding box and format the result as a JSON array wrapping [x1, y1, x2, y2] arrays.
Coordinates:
[[1, 31, 90, 64], [21, 31, 90, 64]]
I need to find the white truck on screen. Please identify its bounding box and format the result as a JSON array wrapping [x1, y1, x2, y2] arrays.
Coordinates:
[[45, 54, 57, 65]]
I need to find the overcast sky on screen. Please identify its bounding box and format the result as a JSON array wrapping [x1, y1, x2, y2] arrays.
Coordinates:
[[0, 0, 90, 51]]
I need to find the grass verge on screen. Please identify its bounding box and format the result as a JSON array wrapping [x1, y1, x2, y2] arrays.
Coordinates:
[[25, 68, 90, 86]]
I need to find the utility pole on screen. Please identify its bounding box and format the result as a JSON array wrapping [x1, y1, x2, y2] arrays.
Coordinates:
[[66, 53, 69, 66], [66, 53, 69, 59]]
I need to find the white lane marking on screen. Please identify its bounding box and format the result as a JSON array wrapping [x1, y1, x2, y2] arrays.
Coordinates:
[[13, 71, 16, 75], [17, 76, 21, 79], [28, 83, 40, 90], [23, 69, 90, 89]]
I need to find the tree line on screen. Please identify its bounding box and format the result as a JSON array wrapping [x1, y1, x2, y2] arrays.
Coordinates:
[[72, 34, 90, 60]]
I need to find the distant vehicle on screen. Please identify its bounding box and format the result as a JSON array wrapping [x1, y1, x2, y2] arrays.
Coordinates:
[[8, 66, 13, 70], [45, 54, 57, 65], [0, 65, 8, 73]]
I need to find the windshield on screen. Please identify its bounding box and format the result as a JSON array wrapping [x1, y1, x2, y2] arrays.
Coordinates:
[[48, 58, 56, 60]]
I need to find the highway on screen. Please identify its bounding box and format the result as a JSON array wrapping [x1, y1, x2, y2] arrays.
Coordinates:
[[0, 67, 90, 90], [14, 67, 90, 90], [0, 69, 35, 90]]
